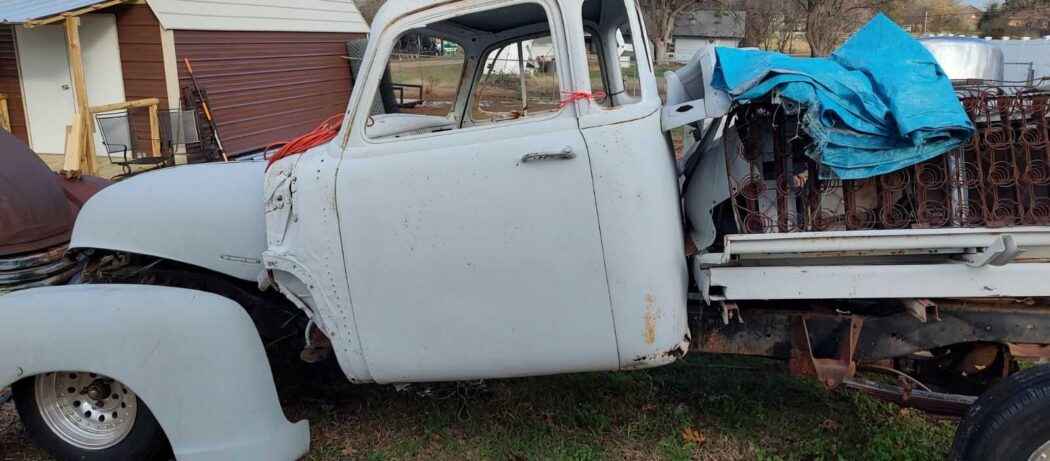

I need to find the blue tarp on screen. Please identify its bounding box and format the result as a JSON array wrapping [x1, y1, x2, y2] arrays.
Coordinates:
[[712, 14, 974, 179]]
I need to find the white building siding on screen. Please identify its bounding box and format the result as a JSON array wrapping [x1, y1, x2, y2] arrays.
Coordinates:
[[146, 0, 368, 33], [673, 37, 739, 63]]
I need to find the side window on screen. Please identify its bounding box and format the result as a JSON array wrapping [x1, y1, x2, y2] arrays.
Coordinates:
[[364, 31, 467, 139], [470, 35, 561, 125], [581, 0, 642, 107], [388, 34, 466, 117], [363, 2, 562, 140]]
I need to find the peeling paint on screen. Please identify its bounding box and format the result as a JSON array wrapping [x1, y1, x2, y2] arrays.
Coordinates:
[[624, 334, 691, 369]]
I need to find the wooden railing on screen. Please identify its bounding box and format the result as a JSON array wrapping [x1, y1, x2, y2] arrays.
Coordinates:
[[90, 97, 162, 156]]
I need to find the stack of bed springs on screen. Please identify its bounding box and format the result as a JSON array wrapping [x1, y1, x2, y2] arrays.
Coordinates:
[[724, 81, 1050, 234]]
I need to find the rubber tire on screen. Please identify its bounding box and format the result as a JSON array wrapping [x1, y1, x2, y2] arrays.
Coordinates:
[[950, 364, 1050, 461], [12, 377, 170, 461]]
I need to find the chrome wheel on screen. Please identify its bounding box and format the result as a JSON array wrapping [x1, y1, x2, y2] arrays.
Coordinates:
[[33, 372, 138, 450], [1031, 440, 1050, 461]]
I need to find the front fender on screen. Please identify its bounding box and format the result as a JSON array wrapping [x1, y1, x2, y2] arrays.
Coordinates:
[[0, 285, 309, 461], [70, 161, 267, 281]]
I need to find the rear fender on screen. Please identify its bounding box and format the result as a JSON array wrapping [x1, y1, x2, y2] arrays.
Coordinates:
[[0, 285, 309, 461]]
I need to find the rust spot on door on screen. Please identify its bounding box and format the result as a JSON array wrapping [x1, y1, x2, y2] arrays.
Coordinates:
[[644, 293, 658, 344]]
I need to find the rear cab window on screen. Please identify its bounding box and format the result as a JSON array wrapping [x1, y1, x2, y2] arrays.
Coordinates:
[[580, 0, 643, 109]]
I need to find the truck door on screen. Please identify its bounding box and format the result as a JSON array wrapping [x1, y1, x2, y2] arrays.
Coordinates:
[[335, 0, 619, 382]]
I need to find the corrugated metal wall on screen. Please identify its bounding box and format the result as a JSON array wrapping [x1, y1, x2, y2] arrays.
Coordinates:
[[115, 5, 166, 108], [0, 25, 29, 145], [114, 4, 166, 152], [173, 30, 359, 155]]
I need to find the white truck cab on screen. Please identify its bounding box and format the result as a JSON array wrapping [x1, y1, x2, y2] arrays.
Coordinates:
[[263, 0, 689, 384]]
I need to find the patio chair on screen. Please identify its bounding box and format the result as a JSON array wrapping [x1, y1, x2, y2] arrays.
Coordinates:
[[95, 111, 171, 178], [160, 109, 200, 154]]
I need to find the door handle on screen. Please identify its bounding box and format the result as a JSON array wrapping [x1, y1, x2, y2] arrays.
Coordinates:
[[520, 147, 575, 163]]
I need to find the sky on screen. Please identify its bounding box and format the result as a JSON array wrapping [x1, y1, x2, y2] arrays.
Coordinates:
[[965, 0, 993, 9]]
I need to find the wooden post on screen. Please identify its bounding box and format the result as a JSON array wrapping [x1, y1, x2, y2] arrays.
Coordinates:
[[62, 114, 84, 173], [64, 16, 97, 175], [148, 103, 161, 156], [0, 94, 10, 132]]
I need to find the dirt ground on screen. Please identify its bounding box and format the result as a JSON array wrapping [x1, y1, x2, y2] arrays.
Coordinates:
[[0, 398, 49, 460]]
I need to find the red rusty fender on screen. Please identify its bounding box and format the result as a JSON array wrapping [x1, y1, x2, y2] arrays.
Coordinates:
[[0, 129, 110, 257]]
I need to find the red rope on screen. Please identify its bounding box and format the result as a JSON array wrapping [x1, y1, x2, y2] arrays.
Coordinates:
[[559, 90, 606, 107], [266, 114, 345, 170]]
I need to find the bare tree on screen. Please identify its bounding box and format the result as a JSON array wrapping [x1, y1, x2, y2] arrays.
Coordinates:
[[793, 0, 895, 56], [740, 0, 803, 52], [353, 0, 386, 23], [739, 0, 777, 48], [884, 0, 975, 34], [637, 0, 723, 64], [773, 10, 805, 53], [981, 0, 1050, 37]]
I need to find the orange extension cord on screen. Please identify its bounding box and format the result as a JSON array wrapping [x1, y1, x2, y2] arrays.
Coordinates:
[[265, 114, 345, 170]]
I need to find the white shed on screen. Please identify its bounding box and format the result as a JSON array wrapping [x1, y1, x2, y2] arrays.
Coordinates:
[[671, 10, 745, 63]]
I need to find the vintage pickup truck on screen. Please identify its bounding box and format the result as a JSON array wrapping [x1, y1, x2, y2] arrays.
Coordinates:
[[4, 0, 1050, 459]]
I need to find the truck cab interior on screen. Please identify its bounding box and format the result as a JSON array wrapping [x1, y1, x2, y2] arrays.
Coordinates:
[[363, 0, 640, 140]]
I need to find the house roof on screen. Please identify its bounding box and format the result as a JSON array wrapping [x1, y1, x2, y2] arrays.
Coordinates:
[[673, 9, 745, 39], [0, 0, 111, 24], [0, 0, 369, 33], [146, 0, 368, 34]]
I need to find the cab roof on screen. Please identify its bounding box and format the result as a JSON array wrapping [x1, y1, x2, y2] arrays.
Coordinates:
[[369, 0, 611, 36]]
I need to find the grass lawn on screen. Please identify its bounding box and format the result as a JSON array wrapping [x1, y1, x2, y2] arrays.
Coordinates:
[[284, 354, 954, 460], [0, 354, 957, 461]]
